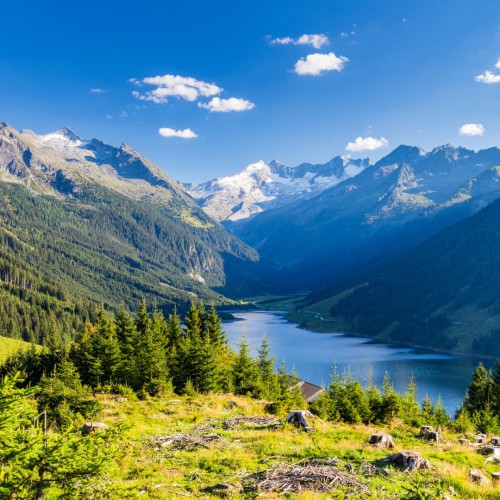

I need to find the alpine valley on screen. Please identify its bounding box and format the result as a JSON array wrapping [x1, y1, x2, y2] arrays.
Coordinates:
[[0, 121, 499, 356]]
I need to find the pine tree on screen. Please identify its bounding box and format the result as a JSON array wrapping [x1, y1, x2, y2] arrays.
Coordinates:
[[421, 395, 435, 425], [206, 304, 227, 349], [115, 307, 138, 388], [258, 335, 277, 399], [379, 372, 401, 423], [166, 307, 182, 348], [232, 336, 260, 396], [462, 363, 493, 415], [401, 375, 421, 426]]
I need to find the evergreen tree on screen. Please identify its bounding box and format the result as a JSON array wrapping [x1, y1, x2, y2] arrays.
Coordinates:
[[401, 375, 421, 426], [232, 336, 260, 396], [462, 363, 493, 416], [258, 335, 277, 399], [115, 307, 138, 388], [166, 307, 182, 348]]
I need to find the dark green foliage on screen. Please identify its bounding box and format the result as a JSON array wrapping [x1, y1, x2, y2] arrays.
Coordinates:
[[0, 374, 115, 498], [0, 180, 257, 346], [232, 336, 261, 397], [36, 360, 102, 429], [327, 197, 500, 354]]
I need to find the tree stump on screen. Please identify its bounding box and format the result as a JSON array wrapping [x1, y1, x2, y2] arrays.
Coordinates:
[[423, 431, 439, 444], [419, 425, 434, 436], [116, 397, 127, 403], [474, 433, 487, 444], [469, 469, 489, 485], [82, 422, 109, 435], [382, 451, 431, 473], [458, 438, 472, 446], [285, 410, 314, 430], [492, 472, 500, 483], [490, 437, 500, 446], [485, 447, 500, 463], [367, 433, 395, 449]]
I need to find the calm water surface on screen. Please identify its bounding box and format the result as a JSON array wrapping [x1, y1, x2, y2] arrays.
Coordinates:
[[223, 310, 492, 414]]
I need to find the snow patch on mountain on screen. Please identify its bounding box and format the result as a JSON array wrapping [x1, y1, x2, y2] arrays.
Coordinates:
[[187, 156, 371, 222]]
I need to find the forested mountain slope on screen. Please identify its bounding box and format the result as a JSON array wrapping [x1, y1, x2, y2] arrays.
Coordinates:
[[314, 197, 500, 356], [0, 123, 258, 342], [228, 144, 500, 295]]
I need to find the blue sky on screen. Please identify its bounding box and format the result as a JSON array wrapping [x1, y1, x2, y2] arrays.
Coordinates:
[[2, 0, 500, 182]]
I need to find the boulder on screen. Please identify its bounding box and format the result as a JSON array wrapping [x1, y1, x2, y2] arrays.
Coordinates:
[[469, 469, 489, 485], [367, 433, 395, 449], [82, 422, 109, 435]]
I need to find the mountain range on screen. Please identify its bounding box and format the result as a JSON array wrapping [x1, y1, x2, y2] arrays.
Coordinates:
[[186, 156, 370, 224], [224, 144, 500, 294], [0, 121, 499, 356], [0, 123, 257, 342]]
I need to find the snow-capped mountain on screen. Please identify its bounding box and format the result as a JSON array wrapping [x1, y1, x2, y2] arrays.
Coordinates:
[[186, 156, 371, 222], [0, 124, 190, 205], [227, 143, 500, 294]]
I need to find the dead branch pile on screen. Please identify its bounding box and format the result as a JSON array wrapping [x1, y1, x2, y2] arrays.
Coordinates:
[[152, 433, 222, 451], [222, 416, 281, 430], [243, 459, 368, 495], [382, 451, 431, 473]]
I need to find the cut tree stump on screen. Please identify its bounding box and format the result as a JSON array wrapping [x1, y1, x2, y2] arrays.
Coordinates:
[[367, 433, 395, 449], [491, 437, 500, 446], [286, 410, 315, 430], [419, 425, 434, 436], [423, 431, 439, 444], [382, 451, 431, 473], [82, 422, 109, 435], [492, 472, 500, 483], [469, 469, 489, 485], [474, 433, 487, 444], [458, 438, 472, 446], [485, 448, 500, 463]]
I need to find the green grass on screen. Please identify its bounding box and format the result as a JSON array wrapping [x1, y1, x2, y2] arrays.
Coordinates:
[[89, 393, 500, 498], [0, 335, 40, 363]]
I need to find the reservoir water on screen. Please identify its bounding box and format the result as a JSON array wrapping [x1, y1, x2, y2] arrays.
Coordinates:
[[223, 310, 492, 414]]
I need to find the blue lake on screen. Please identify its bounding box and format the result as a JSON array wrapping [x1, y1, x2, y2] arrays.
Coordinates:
[[223, 310, 491, 414]]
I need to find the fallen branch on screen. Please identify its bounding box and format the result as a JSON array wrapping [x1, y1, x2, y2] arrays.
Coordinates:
[[221, 416, 281, 430], [242, 459, 368, 495]]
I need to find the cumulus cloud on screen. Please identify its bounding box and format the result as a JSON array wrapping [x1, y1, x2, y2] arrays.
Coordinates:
[[294, 52, 348, 76], [198, 97, 255, 112], [496, 59, 500, 69], [346, 136, 389, 152], [475, 70, 500, 84], [132, 74, 222, 103], [158, 127, 198, 139], [458, 123, 485, 136], [271, 33, 329, 49]]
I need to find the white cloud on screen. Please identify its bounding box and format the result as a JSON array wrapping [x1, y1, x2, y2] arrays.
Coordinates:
[[458, 123, 485, 136], [271, 36, 294, 45], [346, 136, 389, 152], [158, 127, 198, 139], [198, 97, 255, 112], [271, 33, 329, 49], [132, 74, 223, 103], [296, 34, 329, 49], [294, 52, 348, 76], [90, 88, 107, 93], [475, 70, 500, 84], [496, 59, 500, 69]]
